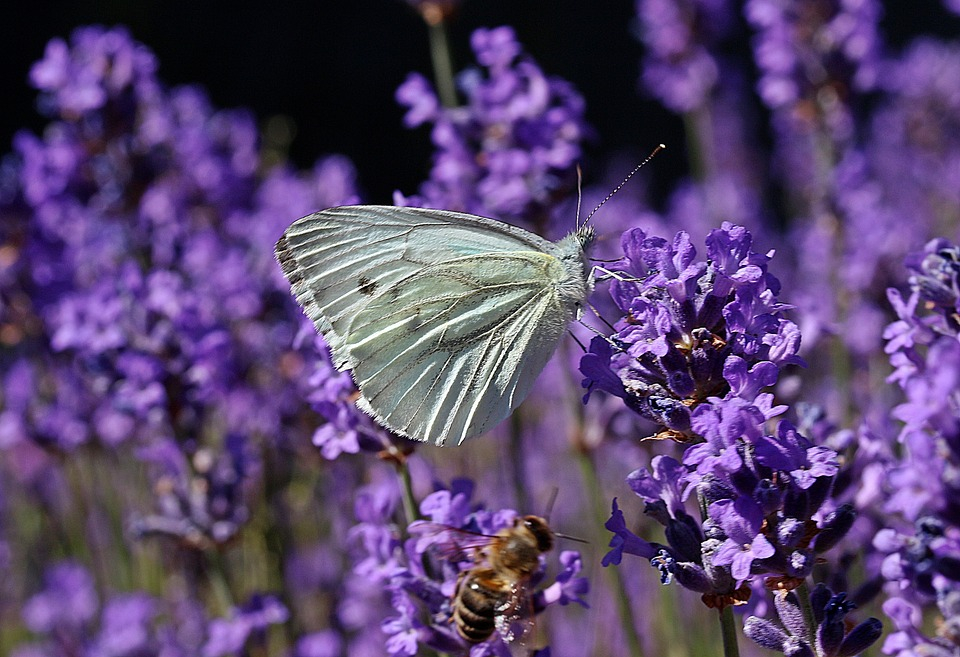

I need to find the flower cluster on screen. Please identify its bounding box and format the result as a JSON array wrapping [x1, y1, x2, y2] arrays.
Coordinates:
[[0, 25, 359, 457], [394, 26, 588, 225], [589, 224, 848, 607], [744, 0, 882, 143], [11, 560, 294, 657], [581, 222, 803, 441], [605, 421, 849, 606], [0, 26, 364, 656]]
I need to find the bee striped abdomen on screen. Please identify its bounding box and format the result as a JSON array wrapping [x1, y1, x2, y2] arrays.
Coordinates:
[[453, 568, 507, 643]]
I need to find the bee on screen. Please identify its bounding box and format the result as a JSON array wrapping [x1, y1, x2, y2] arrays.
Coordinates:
[[451, 514, 555, 644]]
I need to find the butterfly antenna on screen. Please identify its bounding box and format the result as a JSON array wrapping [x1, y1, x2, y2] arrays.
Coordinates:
[[583, 144, 666, 227], [591, 256, 625, 263], [577, 317, 626, 352], [575, 164, 584, 230]]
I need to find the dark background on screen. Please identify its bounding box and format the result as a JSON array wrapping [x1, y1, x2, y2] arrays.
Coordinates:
[[2, 0, 958, 204]]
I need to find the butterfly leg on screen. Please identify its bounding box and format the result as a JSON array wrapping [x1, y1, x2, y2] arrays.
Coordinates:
[[589, 265, 640, 283]]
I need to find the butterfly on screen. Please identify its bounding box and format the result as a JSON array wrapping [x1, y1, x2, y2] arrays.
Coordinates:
[[275, 205, 595, 446]]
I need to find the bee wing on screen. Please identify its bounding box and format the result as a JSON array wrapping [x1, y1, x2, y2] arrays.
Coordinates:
[[409, 521, 500, 563]]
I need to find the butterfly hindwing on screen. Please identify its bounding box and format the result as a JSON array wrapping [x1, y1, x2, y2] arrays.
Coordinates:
[[346, 251, 570, 445]]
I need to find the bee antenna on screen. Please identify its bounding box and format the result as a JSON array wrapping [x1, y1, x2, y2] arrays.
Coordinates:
[[542, 487, 560, 522], [554, 531, 589, 545], [583, 144, 666, 227]]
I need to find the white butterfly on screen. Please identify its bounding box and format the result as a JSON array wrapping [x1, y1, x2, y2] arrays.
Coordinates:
[[276, 205, 595, 447]]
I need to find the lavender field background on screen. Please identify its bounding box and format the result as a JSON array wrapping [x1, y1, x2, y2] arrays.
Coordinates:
[[3, 1, 960, 656]]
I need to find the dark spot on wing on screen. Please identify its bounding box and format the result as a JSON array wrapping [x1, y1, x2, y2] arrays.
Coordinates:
[[358, 275, 378, 296]]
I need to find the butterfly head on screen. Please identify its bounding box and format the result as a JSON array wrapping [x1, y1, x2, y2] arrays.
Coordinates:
[[575, 224, 597, 252]]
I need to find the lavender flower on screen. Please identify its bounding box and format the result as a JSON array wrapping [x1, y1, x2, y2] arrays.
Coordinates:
[[11, 560, 301, 657], [13, 561, 184, 657], [129, 435, 256, 549], [744, 0, 882, 140], [203, 595, 289, 657], [861, 238, 960, 656], [21, 561, 98, 636], [593, 224, 854, 617]]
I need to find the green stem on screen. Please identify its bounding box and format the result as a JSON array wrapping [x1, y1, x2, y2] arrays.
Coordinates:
[[508, 411, 529, 512], [794, 581, 819, 656], [682, 103, 716, 185], [206, 549, 236, 614], [719, 605, 741, 657], [427, 19, 457, 108], [396, 457, 420, 531], [576, 450, 645, 657]]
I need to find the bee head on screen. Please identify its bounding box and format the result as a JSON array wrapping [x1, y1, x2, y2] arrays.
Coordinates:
[[520, 515, 555, 553]]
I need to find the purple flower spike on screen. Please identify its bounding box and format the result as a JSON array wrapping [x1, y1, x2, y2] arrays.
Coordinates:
[[1, 24, 365, 465], [634, 0, 734, 112], [22, 561, 98, 634]]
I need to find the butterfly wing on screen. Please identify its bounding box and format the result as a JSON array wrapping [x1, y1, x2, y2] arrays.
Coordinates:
[[276, 205, 587, 446]]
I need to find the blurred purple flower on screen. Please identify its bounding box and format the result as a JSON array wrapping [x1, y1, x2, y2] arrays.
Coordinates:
[[22, 561, 98, 634], [202, 595, 289, 657], [394, 26, 588, 227], [293, 630, 343, 657], [868, 238, 960, 655], [130, 435, 257, 548], [634, 0, 735, 111], [89, 594, 158, 657]]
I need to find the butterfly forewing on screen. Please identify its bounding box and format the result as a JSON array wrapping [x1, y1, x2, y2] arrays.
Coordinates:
[[276, 205, 592, 446]]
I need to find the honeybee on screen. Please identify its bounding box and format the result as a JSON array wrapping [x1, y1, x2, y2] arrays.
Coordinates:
[[451, 514, 555, 644]]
